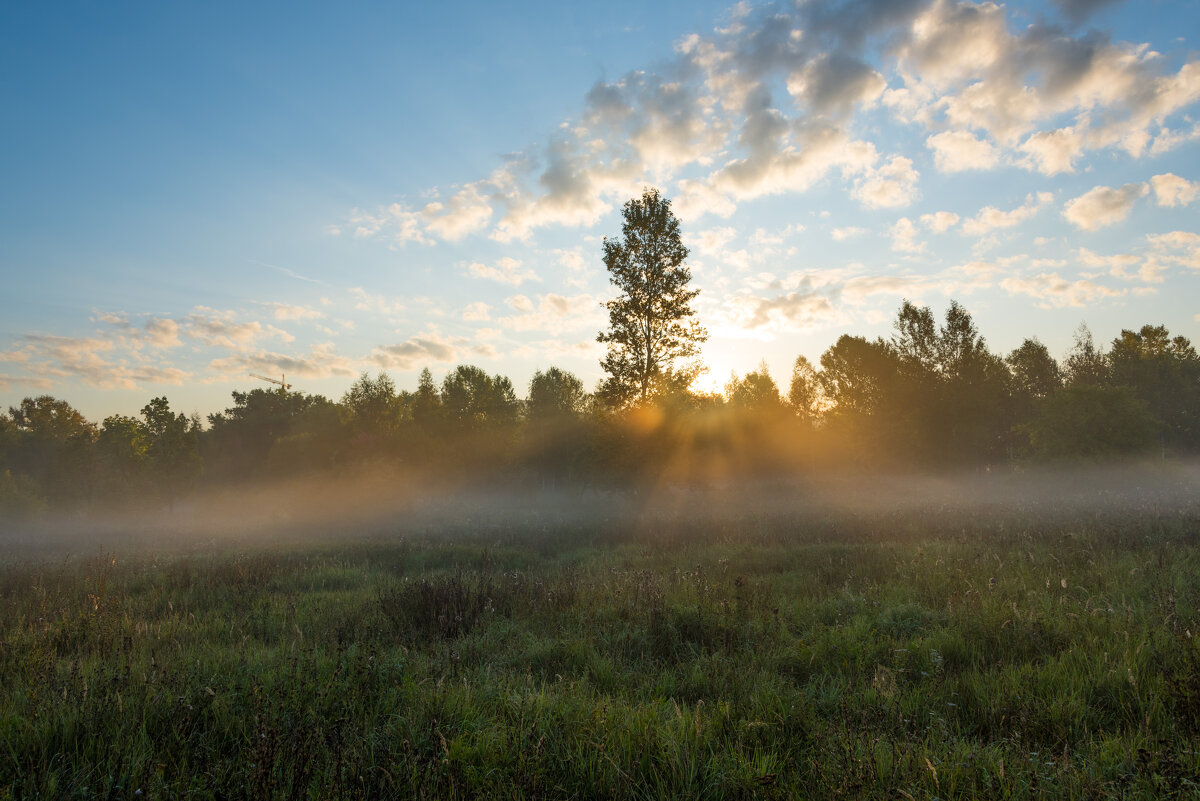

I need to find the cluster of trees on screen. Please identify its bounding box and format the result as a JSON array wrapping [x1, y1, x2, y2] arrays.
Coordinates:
[[1, 189, 1196, 517], [0, 304, 1196, 518]]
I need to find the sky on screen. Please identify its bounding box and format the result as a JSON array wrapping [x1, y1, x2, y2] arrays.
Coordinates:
[[1, 0, 1198, 421]]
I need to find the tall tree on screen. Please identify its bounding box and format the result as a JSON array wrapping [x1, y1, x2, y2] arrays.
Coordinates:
[[528, 367, 587, 422], [527, 367, 590, 487], [440, 365, 519, 431], [1108, 325, 1200, 452], [1063, 324, 1108, 386], [597, 188, 707, 407], [412, 367, 444, 433], [1007, 339, 1061, 403], [341, 372, 406, 439], [5, 396, 97, 503], [140, 397, 200, 503], [787, 355, 821, 424], [725, 362, 784, 413]]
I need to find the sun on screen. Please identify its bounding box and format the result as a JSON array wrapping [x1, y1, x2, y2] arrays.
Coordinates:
[[693, 364, 733, 397]]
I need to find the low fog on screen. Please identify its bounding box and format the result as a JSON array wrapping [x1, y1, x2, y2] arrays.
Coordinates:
[[4, 460, 1199, 560]]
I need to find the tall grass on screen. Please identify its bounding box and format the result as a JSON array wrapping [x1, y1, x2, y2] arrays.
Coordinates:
[[1, 502, 1198, 798]]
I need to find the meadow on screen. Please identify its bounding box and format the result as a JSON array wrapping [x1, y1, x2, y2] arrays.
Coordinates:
[[1, 470, 1198, 799]]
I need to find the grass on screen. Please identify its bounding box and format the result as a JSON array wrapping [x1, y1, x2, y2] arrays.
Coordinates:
[[0, 496, 1198, 799]]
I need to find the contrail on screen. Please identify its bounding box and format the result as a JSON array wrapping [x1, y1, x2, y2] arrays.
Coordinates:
[[249, 259, 330, 287]]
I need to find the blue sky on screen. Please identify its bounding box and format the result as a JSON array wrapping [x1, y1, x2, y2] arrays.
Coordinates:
[[2, 0, 1198, 419]]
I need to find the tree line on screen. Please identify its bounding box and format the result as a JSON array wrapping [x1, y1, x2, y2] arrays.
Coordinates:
[[0, 305, 1195, 518], [1, 188, 1197, 518]]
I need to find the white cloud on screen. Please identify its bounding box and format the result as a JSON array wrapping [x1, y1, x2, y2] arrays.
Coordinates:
[[264, 303, 325, 321], [890, 0, 1200, 165], [339, 0, 1200, 248], [185, 307, 293, 350], [1150, 173, 1199, 207], [467, 257, 541, 286], [853, 155, 920, 208], [890, 217, 925, 253], [1000, 272, 1126, 307], [421, 183, 493, 240], [1077, 247, 1162, 283], [498, 293, 603, 334], [95, 313, 183, 350], [920, 211, 960, 233], [369, 332, 466, 371], [461, 302, 491, 321], [349, 288, 405, 316], [1019, 127, 1083, 175], [694, 226, 738, 251], [1062, 182, 1148, 231], [962, 192, 1053, 236], [142, 318, 182, 349], [673, 178, 737, 221], [0, 334, 190, 390], [787, 52, 886, 117], [724, 291, 840, 331], [1146, 230, 1200, 270], [209, 343, 357, 381], [926, 130, 999, 172], [553, 247, 587, 272], [831, 226, 867, 241]]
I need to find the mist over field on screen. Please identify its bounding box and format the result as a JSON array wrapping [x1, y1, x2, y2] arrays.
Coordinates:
[[3, 0, 1200, 794], [4, 461, 1199, 558]]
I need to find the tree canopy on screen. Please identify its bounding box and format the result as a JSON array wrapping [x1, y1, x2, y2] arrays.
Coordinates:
[[597, 188, 707, 407]]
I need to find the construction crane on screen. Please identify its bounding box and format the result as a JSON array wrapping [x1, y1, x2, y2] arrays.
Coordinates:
[[249, 373, 292, 394]]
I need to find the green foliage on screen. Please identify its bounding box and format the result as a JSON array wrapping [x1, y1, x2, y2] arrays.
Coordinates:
[[140, 396, 201, 499], [1030, 383, 1159, 459], [725, 362, 785, 413], [4, 396, 97, 504], [1109, 325, 1200, 452], [411, 367, 443, 433], [598, 188, 707, 407], [440, 364, 519, 431], [787, 355, 821, 423], [4, 304, 1200, 507], [1, 502, 1198, 798], [340, 372, 406, 439], [0, 468, 46, 519], [1007, 338, 1061, 402], [1063, 324, 1108, 386], [527, 366, 587, 422]]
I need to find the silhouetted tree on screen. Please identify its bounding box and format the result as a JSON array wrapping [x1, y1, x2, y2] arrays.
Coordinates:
[[1006, 338, 1062, 457], [5, 396, 96, 504], [527, 367, 590, 487], [1030, 384, 1157, 459], [205, 388, 331, 477], [96, 415, 150, 500], [933, 301, 1010, 465], [1007, 339, 1061, 402], [140, 396, 200, 503], [597, 188, 707, 407], [528, 367, 587, 421], [820, 335, 896, 420], [1063, 324, 1108, 386], [787, 355, 821, 424], [412, 367, 444, 434], [1108, 325, 1200, 453], [441, 365, 519, 431], [263, 396, 342, 474], [725, 362, 784, 412], [341, 372, 406, 447]]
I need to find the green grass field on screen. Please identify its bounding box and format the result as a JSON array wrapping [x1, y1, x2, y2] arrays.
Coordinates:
[[1, 485, 1199, 799]]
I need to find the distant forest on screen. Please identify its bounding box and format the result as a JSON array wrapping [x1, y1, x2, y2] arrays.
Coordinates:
[[1, 299, 1198, 519]]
